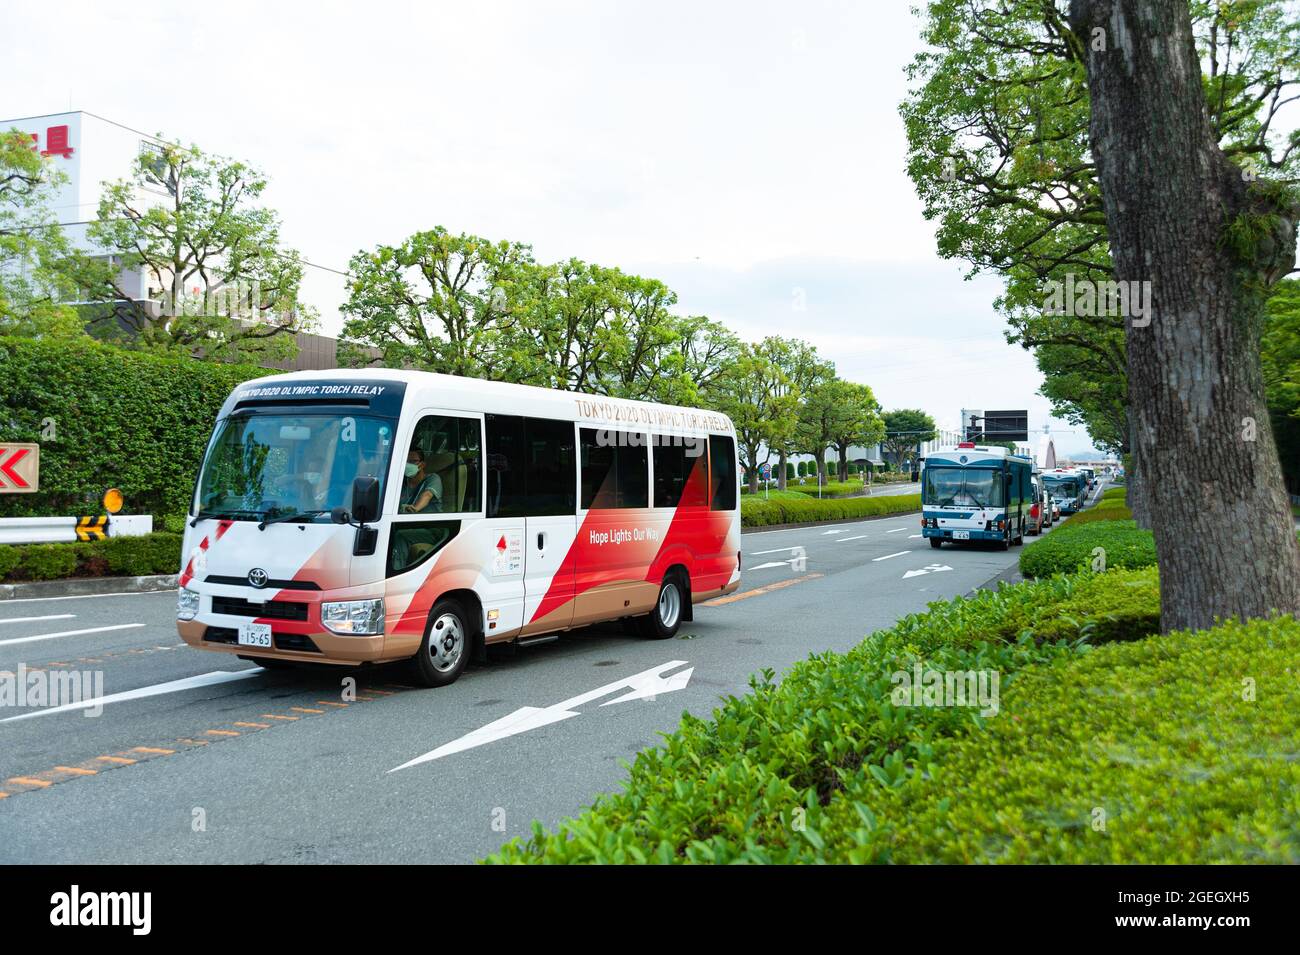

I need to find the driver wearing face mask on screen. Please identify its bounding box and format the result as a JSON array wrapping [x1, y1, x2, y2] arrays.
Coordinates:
[[399, 448, 443, 513]]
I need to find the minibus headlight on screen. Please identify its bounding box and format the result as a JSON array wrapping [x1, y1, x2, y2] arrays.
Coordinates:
[[321, 598, 385, 636], [177, 587, 200, 621]]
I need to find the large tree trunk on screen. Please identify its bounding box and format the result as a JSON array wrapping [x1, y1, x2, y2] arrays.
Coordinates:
[[837, 445, 849, 482], [778, 450, 789, 491], [1070, 0, 1300, 632]]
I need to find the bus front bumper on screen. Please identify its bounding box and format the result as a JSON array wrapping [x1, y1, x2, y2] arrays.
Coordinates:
[[178, 619, 394, 666], [922, 527, 1007, 542]]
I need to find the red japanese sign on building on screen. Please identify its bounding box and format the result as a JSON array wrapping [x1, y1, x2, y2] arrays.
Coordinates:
[[39, 124, 75, 159]]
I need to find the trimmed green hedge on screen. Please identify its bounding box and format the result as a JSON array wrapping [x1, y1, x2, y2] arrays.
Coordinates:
[[487, 567, 1175, 864], [0, 533, 183, 582], [0, 336, 262, 521], [741, 493, 920, 527], [861, 615, 1300, 863], [1019, 518, 1156, 577]]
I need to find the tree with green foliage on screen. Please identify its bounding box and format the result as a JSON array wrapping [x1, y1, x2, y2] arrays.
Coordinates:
[[905, 0, 1300, 631], [827, 380, 885, 482], [881, 408, 937, 472], [343, 227, 532, 378], [1263, 278, 1300, 494], [902, 0, 1299, 525], [760, 336, 835, 489], [0, 128, 82, 338], [79, 142, 312, 363], [711, 343, 799, 493]]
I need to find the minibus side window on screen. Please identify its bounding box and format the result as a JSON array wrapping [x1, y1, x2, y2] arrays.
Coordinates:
[[403, 415, 482, 514], [581, 428, 648, 509], [653, 435, 708, 508], [708, 434, 737, 511], [486, 416, 576, 517]]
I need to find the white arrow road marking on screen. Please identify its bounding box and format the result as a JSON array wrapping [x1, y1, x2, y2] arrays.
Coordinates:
[[0, 669, 264, 722], [821, 528, 847, 535], [0, 623, 144, 648], [902, 564, 954, 580], [872, 551, 909, 561], [835, 535, 868, 542], [0, 614, 76, 625], [390, 660, 694, 772]]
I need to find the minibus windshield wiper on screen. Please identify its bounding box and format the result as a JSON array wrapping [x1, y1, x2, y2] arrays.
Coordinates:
[[191, 508, 265, 527], [257, 508, 330, 531]]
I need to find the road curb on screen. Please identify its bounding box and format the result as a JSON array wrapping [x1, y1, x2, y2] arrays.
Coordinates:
[[742, 508, 920, 535], [0, 573, 179, 601]]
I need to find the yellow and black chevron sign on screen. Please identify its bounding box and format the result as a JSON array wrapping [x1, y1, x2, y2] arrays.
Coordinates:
[[76, 516, 109, 542]]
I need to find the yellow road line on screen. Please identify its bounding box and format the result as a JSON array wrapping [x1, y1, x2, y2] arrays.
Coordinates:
[[315, 700, 349, 707], [97, 755, 136, 765], [205, 729, 240, 737], [290, 706, 324, 714], [701, 572, 824, 606], [263, 713, 298, 721], [233, 721, 271, 729], [54, 765, 97, 776], [131, 746, 175, 755], [6, 777, 52, 789]]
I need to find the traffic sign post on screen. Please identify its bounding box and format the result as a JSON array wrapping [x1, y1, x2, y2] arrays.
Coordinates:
[[0, 443, 39, 493]]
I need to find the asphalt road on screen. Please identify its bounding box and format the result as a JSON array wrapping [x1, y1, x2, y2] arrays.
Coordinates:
[[0, 482, 1104, 863]]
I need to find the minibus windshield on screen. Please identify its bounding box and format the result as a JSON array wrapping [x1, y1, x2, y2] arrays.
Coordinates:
[[194, 412, 395, 521], [923, 466, 1004, 507]]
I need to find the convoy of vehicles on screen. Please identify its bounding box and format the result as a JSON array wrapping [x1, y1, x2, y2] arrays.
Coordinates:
[[920, 443, 1035, 550], [1041, 468, 1087, 515], [1027, 473, 1049, 535], [177, 371, 742, 687]]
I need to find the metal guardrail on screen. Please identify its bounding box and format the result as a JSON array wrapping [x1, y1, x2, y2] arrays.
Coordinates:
[[0, 515, 153, 545]]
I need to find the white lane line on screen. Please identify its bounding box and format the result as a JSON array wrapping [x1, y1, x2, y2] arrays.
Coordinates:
[[909, 534, 923, 539], [0, 623, 145, 648], [748, 561, 791, 570], [872, 551, 909, 562], [0, 668, 263, 723], [821, 529, 846, 535], [836, 535, 869, 542], [750, 546, 799, 555], [886, 527, 907, 533], [0, 614, 76, 625]]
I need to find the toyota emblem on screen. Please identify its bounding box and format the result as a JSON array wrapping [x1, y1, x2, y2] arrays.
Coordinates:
[[248, 568, 269, 588]]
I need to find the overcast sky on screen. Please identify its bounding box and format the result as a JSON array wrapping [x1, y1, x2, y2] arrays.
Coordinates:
[[0, 0, 1096, 453]]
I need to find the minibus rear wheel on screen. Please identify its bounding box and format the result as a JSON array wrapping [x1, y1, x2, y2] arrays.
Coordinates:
[[412, 598, 472, 687], [638, 573, 685, 640]]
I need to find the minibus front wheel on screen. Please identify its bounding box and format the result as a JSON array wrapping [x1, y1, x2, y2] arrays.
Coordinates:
[[412, 598, 472, 687]]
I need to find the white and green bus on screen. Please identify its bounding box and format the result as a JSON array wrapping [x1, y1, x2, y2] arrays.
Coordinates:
[[920, 443, 1034, 550]]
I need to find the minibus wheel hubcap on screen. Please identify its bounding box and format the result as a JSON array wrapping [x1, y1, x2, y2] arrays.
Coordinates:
[[659, 583, 681, 629], [430, 614, 464, 671]]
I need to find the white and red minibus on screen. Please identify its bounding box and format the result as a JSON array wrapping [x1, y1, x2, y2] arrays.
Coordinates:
[[176, 370, 742, 686]]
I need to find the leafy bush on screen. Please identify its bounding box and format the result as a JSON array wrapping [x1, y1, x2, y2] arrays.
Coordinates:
[[1019, 518, 1156, 577], [1061, 499, 1132, 524], [0, 532, 183, 582], [741, 493, 920, 527], [486, 568, 1164, 864], [860, 616, 1300, 863], [0, 336, 262, 520], [1100, 487, 1127, 502]]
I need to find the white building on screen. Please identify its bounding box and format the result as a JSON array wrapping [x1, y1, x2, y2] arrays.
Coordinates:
[[2, 110, 170, 302]]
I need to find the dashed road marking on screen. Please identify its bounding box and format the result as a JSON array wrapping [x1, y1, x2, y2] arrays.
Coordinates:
[[872, 551, 909, 561], [0, 623, 145, 648]]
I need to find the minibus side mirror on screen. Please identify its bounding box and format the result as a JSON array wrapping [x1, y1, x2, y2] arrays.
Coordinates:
[[351, 476, 381, 524]]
